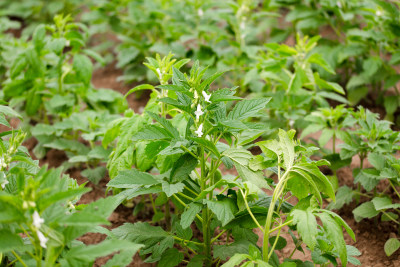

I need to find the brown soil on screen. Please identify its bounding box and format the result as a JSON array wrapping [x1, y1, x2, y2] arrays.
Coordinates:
[[91, 62, 151, 113]]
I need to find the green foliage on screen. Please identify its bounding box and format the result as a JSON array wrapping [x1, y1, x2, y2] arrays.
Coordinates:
[[107, 61, 356, 266], [0, 107, 141, 266]]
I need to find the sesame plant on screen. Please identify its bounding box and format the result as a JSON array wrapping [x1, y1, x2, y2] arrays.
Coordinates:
[[3, 14, 119, 123], [255, 34, 346, 132], [325, 108, 400, 257], [2, 15, 126, 181], [107, 61, 358, 266], [0, 105, 143, 266]]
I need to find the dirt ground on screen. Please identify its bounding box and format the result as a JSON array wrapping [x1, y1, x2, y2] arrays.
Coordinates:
[[12, 63, 399, 266]]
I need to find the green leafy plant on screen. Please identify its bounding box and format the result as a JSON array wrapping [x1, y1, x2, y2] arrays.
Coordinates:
[[255, 34, 346, 132], [107, 61, 357, 266], [326, 107, 400, 257], [0, 105, 143, 266]]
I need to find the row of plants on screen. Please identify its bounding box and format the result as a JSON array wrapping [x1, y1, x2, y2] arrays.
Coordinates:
[[0, 0, 399, 266], [2, 1, 400, 122]]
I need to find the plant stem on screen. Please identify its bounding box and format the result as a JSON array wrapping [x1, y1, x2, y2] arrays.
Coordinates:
[[173, 236, 204, 247], [11, 251, 27, 267], [211, 229, 227, 244], [200, 146, 212, 266], [268, 226, 282, 259], [240, 189, 264, 233], [262, 169, 290, 262], [389, 180, 400, 200], [149, 194, 157, 215], [289, 240, 303, 259], [332, 133, 336, 154], [172, 194, 203, 222], [268, 220, 293, 234], [165, 202, 171, 231]]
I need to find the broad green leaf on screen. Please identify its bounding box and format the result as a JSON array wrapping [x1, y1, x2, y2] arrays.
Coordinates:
[[368, 153, 385, 170], [132, 125, 171, 141], [220, 254, 248, 267], [318, 213, 347, 267], [353, 202, 379, 222], [206, 198, 236, 226], [278, 129, 295, 170], [0, 105, 21, 119], [384, 238, 400, 256], [146, 111, 179, 138], [291, 208, 318, 250], [228, 98, 271, 121], [73, 54, 93, 85], [81, 166, 107, 185], [107, 169, 160, 188], [372, 197, 400, 211], [158, 248, 184, 267], [181, 203, 203, 229], [214, 240, 251, 261], [191, 137, 220, 158], [161, 181, 185, 197], [0, 229, 24, 252], [65, 239, 142, 262]]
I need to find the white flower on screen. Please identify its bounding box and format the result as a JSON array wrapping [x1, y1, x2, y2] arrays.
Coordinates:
[[376, 10, 382, 16], [194, 90, 199, 100], [0, 156, 6, 168], [1, 180, 8, 189], [37, 230, 48, 248], [194, 104, 204, 121], [32, 211, 44, 229], [156, 68, 162, 79], [336, 1, 342, 8], [198, 8, 204, 17], [195, 124, 203, 137], [202, 91, 211, 103]]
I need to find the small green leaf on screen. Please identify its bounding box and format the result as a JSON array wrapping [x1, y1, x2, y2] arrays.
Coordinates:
[[73, 54, 93, 85], [353, 202, 379, 222], [384, 238, 400, 256]]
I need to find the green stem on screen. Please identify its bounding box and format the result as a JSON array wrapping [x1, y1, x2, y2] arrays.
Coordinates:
[[11, 251, 27, 267], [269, 220, 293, 234], [211, 229, 227, 244], [389, 180, 400, 200], [262, 169, 290, 262], [268, 226, 282, 259], [240, 189, 264, 233], [289, 240, 303, 259], [381, 210, 400, 224], [200, 146, 212, 267], [173, 236, 204, 247], [149, 194, 157, 215], [172, 194, 203, 222]]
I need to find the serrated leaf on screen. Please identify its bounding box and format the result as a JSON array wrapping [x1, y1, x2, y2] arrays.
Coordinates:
[[206, 198, 236, 226], [108, 169, 160, 188], [291, 208, 318, 250], [181, 203, 203, 229], [228, 98, 271, 121]]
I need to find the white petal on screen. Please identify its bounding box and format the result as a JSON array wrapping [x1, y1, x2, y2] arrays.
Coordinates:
[[37, 230, 48, 248], [202, 91, 211, 103], [195, 124, 204, 137], [194, 104, 204, 120], [32, 211, 44, 229]]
